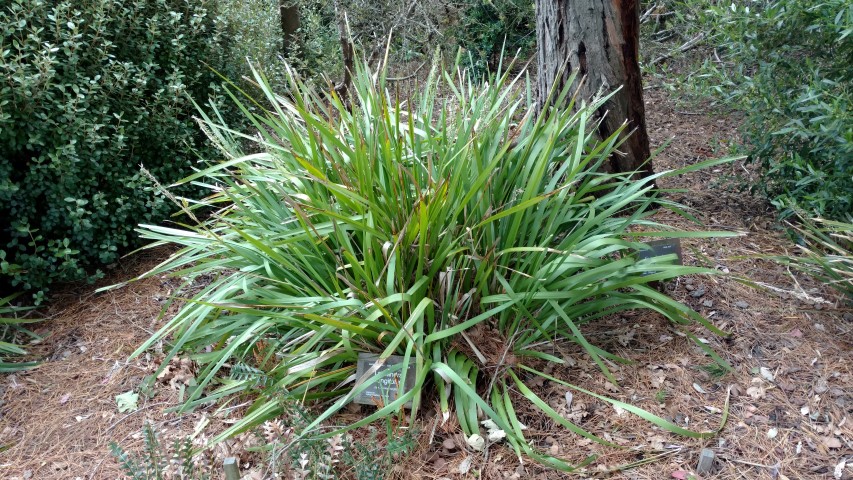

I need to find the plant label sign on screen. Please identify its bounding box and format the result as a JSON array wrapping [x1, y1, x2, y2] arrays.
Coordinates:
[[637, 238, 683, 274], [354, 353, 416, 408]]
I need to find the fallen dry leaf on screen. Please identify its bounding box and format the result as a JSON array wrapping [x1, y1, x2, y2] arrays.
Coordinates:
[[649, 435, 667, 450], [457, 456, 472, 475], [822, 436, 842, 449], [242, 470, 264, 480], [747, 382, 766, 399], [617, 328, 636, 347], [466, 434, 485, 452]]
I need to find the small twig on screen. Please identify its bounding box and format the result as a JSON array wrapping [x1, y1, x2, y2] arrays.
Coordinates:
[[105, 401, 170, 433], [651, 32, 706, 65], [651, 29, 677, 42], [753, 280, 832, 305], [719, 455, 783, 469], [386, 62, 427, 81], [459, 331, 487, 365], [640, 3, 659, 23], [426, 415, 439, 446]]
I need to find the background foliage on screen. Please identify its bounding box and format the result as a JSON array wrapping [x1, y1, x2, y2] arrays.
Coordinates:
[[216, 0, 292, 88], [454, 0, 535, 77], [642, 0, 852, 220], [268, 0, 536, 79]]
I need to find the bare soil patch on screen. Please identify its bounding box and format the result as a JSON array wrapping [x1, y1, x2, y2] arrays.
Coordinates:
[[1, 88, 851, 480]]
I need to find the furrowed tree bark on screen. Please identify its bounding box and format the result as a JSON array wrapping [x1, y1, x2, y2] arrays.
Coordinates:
[[280, 1, 300, 56], [536, 0, 652, 177]]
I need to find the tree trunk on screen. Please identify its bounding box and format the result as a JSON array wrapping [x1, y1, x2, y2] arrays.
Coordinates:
[[536, 0, 651, 177], [280, 1, 300, 56]]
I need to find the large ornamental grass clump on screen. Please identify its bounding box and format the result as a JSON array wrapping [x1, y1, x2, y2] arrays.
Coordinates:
[[131, 60, 734, 469]]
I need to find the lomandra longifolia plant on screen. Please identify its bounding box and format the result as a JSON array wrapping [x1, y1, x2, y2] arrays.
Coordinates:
[[128, 58, 736, 470]]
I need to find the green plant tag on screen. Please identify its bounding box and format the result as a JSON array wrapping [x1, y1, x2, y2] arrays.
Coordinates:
[[354, 353, 416, 408]]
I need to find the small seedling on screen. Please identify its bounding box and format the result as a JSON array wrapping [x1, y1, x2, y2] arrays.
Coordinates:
[[138, 375, 157, 399], [699, 363, 729, 379]]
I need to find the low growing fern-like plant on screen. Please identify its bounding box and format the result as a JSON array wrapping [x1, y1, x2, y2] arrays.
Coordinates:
[[342, 423, 418, 480], [110, 423, 208, 480], [126, 58, 737, 470]]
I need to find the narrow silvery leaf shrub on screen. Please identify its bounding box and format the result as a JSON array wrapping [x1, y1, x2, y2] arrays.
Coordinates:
[[130, 60, 736, 469]]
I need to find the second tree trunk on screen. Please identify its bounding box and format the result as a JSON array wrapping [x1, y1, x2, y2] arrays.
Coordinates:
[[536, 0, 651, 177]]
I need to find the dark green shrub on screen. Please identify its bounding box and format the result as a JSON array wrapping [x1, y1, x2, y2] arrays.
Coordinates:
[[216, 0, 290, 87], [752, 73, 852, 219], [0, 0, 233, 299]]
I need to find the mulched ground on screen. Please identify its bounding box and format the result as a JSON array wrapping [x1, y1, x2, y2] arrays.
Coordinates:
[[1, 85, 850, 480]]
